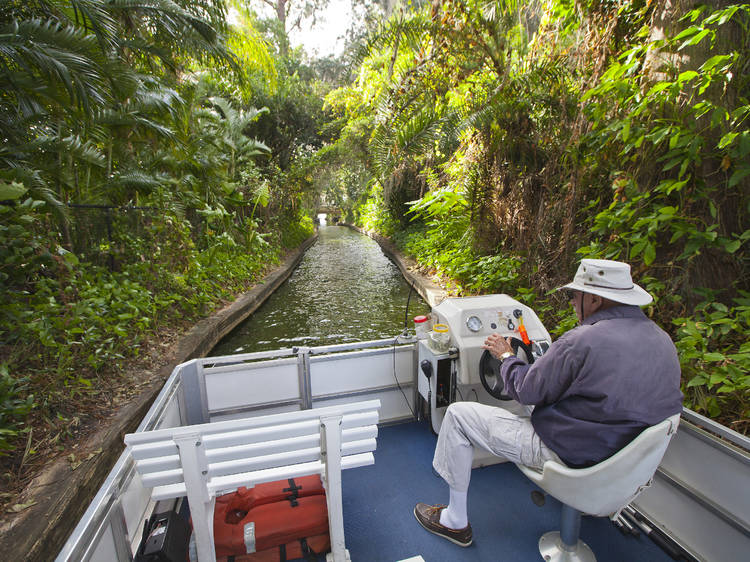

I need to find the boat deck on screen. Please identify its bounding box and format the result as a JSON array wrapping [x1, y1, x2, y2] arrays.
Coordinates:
[[341, 420, 673, 562]]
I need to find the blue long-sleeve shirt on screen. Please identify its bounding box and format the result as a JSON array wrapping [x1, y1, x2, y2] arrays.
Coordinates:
[[500, 305, 683, 467]]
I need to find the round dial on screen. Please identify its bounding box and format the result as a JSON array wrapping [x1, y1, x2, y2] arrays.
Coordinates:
[[466, 315, 483, 333]]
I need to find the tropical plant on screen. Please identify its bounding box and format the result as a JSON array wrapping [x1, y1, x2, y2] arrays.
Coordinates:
[[0, 0, 317, 463]]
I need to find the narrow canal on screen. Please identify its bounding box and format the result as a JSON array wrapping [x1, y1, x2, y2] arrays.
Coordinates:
[[212, 225, 431, 355]]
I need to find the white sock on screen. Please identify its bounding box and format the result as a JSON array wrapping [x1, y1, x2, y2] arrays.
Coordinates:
[[439, 488, 468, 529]]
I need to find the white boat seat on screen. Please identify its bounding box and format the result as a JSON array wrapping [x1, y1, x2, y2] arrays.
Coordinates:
[[516, 413, 680, 562], [124, 399, 381, 562]]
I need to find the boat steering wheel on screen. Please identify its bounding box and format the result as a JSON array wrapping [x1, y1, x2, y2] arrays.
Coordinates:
[[479, 337, 535, 401]]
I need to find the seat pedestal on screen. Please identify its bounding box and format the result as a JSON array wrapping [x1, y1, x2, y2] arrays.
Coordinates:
[[539, 531, 595, 562], [538, 504, 596, 562]]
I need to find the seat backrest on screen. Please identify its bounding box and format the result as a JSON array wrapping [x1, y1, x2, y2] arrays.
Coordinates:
[[125, 400, 380, 501], [518, 414, 680, 516]]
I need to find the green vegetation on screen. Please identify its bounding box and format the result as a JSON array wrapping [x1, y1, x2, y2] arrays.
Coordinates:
[[0, 0, 336, 466], [1, 0, 748, 473]]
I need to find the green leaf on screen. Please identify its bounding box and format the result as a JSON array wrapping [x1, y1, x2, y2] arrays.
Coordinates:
[[0, 182, 27, 201], [686, 375, 706, 387], [621, 120, 631, 142], [700, 54, 734, 72], [669, 230, 686, 243], [679, 29, 712, 50], [673, 26, 700, 41], [679, 158, 691, 178], [737, 130, 750, 158], [662, 156, 683, 171], [729, 166, 750, 188], [647, 82, 671, 96], [724, 239, 741, 253], [678, 70, 699, 84], [644, 242, 656, 265], [669, 132, 681, 150], [630, 240, 646, 259], [649, 126, 672, 145], [718, 132, 738, 149], [703, 352, 726, 362], [681, 238, 703, 257], [704, 6, 740, 25]]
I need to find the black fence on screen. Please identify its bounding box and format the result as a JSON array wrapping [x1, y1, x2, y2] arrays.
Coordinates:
[[68, 204, 160, 271], [66, 203, 258, 271]]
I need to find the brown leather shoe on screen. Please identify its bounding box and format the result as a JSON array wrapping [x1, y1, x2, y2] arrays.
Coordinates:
[[413, 503, 473, 547]]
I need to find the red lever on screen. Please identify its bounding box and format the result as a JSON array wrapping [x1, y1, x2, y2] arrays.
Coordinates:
[[518, 317, 531, 346]]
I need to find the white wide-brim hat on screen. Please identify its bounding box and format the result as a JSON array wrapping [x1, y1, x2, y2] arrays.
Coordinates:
[[559, 259, 653, 306]]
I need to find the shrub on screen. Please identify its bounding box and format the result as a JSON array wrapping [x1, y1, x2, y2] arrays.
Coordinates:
[[675, 293, 750, 430], [0, 364, 35, 455]]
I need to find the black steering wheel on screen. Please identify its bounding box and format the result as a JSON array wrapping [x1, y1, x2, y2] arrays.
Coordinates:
[[479, 337, 535, 401]]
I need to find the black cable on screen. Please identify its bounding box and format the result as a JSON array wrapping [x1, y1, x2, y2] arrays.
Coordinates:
[[392, 338, 416, 419], [427, 388, 437, 436], [403, 279, 416, 334]]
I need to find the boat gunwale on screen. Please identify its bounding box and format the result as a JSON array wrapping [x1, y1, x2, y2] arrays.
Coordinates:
[[680, 408, 750, 456], [57, 365, 184, 561], [200, 339, 415, 378]]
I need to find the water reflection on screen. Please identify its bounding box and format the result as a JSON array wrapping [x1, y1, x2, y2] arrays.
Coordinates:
[[212, 226, 430, 355]]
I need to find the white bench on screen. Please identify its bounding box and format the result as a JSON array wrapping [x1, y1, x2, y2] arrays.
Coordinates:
[[124, 400, 381, 562]]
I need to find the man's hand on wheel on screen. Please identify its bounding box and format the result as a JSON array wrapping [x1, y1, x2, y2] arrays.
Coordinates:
[[482, 333, 513, 360]]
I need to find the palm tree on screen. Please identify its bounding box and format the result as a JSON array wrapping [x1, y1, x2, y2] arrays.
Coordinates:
[[207, 97, 270, 182]]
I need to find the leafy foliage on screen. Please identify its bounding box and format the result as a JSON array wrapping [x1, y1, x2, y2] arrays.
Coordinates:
[[0, 0, 319, 459], [0, 364, 34, 455], [674, 295, 750, 430]]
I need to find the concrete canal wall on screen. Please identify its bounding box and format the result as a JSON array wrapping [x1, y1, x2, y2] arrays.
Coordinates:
[[1, 235, 318, 562]]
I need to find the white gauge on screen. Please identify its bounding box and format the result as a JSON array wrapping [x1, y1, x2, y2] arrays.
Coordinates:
[[466, 315, 483, 332]]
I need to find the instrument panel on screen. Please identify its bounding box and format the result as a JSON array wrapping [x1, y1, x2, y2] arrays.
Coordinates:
[[462, 307, 526, 337]]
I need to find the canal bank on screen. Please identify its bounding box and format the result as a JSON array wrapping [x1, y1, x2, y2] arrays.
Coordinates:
[[2, 235, 319, 562]]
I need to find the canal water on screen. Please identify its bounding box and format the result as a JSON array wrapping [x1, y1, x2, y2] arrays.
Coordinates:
[[212, 225, 431, 355]]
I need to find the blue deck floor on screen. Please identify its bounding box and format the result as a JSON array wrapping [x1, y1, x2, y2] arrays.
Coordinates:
[[342, 420, 673, 562]]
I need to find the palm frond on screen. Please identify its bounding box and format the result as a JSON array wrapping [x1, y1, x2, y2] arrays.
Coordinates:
[[395, 106, 443, 155], [0, 165, 66, 221], [354, 13, 433, 66], [107, 0, 217, 42], [106, 0, 237, 70], [237, 137, 270, 158], [25, 133, 106, 167], [105, 169, 165, 193], [1, 18, 110, 112], [226, 18, 276, 90], [63, 0, 121, 52]]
